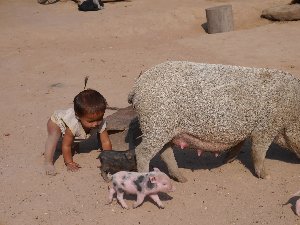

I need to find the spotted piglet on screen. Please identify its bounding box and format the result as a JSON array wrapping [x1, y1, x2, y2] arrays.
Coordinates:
[[108, 168, 175, 209]]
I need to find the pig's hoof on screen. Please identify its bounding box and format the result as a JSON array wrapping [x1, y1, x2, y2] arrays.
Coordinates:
[[133, 203, 141, 209], [255, 169, 270, 179], [262, 174, 271, 180]]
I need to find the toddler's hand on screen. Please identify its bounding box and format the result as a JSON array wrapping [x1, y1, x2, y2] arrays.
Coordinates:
[[65, 162, 81, 172]]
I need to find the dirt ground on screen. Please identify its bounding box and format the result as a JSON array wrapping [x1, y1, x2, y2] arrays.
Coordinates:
[[1, 0, 300, 224]]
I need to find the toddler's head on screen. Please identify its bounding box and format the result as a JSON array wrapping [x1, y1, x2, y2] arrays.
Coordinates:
[[74, 89, 107, 117], [73, 89, 107, 129]]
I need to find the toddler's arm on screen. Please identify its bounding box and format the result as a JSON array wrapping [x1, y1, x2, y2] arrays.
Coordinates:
[[62, 127, 80, 171], [99, 129, 112, 150]]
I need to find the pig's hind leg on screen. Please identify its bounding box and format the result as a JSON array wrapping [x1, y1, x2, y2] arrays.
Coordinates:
[[133, 193, 146, 208]]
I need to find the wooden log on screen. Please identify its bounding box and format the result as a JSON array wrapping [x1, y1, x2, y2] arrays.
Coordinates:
[[205, 5, 234, 34]]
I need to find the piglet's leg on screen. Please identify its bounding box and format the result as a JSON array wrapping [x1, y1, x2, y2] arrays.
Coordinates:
[[116, 191, 128, 209], [133, 194, 146, 208], [149, 194, 164, 208], [108, 187, 115, 204]]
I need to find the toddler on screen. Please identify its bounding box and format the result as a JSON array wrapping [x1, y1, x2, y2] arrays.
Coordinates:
[[44, 89, 112, 175]]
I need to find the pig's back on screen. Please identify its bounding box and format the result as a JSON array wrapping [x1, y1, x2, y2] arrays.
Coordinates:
[[131, 61, 299, 143]]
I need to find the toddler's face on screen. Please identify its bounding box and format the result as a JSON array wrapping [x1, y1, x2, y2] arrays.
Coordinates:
[[79, 111, 105, 130]]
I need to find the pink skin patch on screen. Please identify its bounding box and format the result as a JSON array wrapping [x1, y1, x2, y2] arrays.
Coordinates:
[[197, 149, 203, 157], [296, 199, 300, 216]]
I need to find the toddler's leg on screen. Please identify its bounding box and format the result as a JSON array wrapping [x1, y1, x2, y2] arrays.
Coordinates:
[[44, 119, 61, 175]]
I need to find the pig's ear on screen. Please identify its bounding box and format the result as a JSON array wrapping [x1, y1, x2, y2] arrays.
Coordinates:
[[149, 175, 157, 183], [153, 168, 160, 172]]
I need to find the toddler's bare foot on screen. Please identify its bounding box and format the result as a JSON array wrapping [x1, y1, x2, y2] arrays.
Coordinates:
[[44, 163, 57, 176]]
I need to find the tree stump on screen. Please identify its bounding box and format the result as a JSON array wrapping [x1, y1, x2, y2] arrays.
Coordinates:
[[205, 5, 234, 34]]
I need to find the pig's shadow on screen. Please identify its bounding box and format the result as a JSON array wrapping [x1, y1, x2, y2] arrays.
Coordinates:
[[283, 195, 300, 216], [113, 192, 173, 208], [150, 139, 300, 176], [239, 140, 300, 176], [150, 147, 226, 173]]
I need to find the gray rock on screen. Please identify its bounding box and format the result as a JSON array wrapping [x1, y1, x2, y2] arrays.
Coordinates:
[[261, 4, 300, 21], [105, 106, 141, 150], [106, 106, 137, 131]]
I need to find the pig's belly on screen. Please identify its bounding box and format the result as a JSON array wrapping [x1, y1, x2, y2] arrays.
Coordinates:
[[172, 133, 237, 152]]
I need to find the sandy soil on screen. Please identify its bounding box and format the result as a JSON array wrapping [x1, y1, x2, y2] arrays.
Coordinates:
[[1, 0, 300, 224]]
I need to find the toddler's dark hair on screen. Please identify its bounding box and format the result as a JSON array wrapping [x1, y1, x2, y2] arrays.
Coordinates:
[[74, 89, 107, 117]]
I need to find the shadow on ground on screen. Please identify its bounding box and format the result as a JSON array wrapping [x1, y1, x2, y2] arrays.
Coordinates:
[[150, 139, 300, 177]]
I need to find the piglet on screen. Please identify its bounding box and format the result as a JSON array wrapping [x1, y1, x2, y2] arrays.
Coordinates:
[[108, 168, 175, 209]]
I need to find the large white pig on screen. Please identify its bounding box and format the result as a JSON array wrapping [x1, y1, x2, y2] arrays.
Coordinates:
[[128, 61, 300, 182]]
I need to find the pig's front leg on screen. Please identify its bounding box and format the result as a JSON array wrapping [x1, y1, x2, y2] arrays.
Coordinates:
[[160, 145, 187, 183], [149, 194, 164, 208], [116, 191, 129, 209], [133, 193, 146, 208], [135, 141, 156, 172], [251, 133, 273, 179]]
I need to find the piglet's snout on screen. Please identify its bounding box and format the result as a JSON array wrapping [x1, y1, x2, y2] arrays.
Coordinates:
[[160, 182, 175, 192], [170, 185, 176, 192]]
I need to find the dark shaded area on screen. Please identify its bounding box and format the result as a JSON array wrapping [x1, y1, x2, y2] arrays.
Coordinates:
[[78, 0, 103, 11], [150, 138, 300, 178], [53, 130, 100, 163], [201, 22, 208, 33], [103, 0, 131, 3], [283, 195, 300, 216], [110, 192, 172, 209], [290, 0, 300, 4]]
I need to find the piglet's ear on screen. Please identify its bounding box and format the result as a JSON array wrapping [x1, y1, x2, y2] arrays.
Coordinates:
[[153, 168, 160, 172], [149, 175, 157, 183]]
